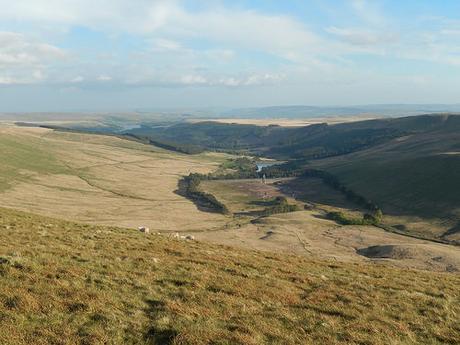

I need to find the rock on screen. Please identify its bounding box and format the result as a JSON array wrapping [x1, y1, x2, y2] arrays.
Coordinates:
[[185, 235, 195, 240]]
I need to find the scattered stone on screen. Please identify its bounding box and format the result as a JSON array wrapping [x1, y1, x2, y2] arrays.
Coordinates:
[[152, 258, 159, 264], [185, 235, 195, 240]]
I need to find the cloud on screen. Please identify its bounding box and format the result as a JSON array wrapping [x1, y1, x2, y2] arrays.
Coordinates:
[[0, 31, 66, 84], [326, 26, 398, 46], [350, 0, 386, 26], [97, 75, 112, 81], [179, 73, 285, 87], [1, 0, 460, 97], [0, 1, 319, 60], [440, 29, 460, 36], [0, 31, 66, 66], [151, 38, 182, 52], [180, 74, 208, 85], [71, 76, 84, 83]]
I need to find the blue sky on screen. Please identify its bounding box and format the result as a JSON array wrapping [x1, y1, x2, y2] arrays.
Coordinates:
[[1, 0, 460, 111]]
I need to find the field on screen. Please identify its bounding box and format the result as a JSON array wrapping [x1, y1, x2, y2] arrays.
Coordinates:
[[124, 114, 460, 240], [1, 207, 460, 345], [1, 124, 459, 273], [199, 178, 460, 272], [187, 116, 378, 127], [0, 124, 229, 232], [0, 122, 460, 343]]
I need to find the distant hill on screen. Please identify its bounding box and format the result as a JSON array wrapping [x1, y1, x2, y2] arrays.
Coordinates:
[[311, 115, 460, 223], [126, 114, 460, 224], [219, 105, 460, 118], [127, 113, 460, 159]]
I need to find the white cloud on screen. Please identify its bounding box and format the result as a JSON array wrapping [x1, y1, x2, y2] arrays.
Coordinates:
[[1, 0, 460, 96], [0, 31, 67, 84], [0, 1, 319, 60], [326, 27, 398, 46], [205, 49, 235, 61], [350, 0, 386, 26], [441, 29, 460, 36], [151, 38, 182, 51], [97, 75, 112, 81], [0, 31, 66, 66], [71, 76, 84, 83], [180, 74, 208, 85]]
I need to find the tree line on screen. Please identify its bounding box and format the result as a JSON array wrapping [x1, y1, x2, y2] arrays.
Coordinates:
[[182, 174, 230, 215]]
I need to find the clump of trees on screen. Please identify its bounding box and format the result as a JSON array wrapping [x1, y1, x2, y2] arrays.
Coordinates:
[[261, 196, 299, 216], [326, 210, 382, 226], [183, 173, 230, 214], [260, 160, 308, 178], [216, 157, 259, 179]]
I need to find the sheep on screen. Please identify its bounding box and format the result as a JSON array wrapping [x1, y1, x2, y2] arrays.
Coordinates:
[[138, 226, 150, 234]]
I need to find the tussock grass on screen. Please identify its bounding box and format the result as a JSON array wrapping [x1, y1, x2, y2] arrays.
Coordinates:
[[0, 207, 459, 344]]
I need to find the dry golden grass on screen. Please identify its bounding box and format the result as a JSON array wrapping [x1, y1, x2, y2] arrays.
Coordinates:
[[0, 125, 229, 232], [1, 207, 459, 345]]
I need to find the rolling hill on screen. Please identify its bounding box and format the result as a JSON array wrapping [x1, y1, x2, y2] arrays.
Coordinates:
[[1, 206, 459, 345], [125, 114, 460, 233], [308, 115, 460, 236]]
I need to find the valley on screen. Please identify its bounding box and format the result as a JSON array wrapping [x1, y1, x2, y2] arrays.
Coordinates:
[[1, 122, 459, 273], [1, 118, 460, 344], [4, 2, 460, 343]]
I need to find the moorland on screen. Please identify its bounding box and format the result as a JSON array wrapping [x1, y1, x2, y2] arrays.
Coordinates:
[[1, 112, 460, 344]]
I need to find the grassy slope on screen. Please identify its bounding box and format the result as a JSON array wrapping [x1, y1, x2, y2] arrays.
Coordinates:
[[1, 207, 459, 345], [326, 155, 460, 217], [0, 133, 68, 191], [311, 124, 460, 221], [0, 126, 230, 232]]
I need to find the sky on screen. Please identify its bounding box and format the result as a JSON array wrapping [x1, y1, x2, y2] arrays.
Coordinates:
[[1, 0, 460, 111]]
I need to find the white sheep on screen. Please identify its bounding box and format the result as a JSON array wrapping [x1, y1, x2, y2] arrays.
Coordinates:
[[138, 226, 150, 234]]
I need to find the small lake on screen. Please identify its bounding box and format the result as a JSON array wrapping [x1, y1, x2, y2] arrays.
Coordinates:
[[256, 161, 281, 172]]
